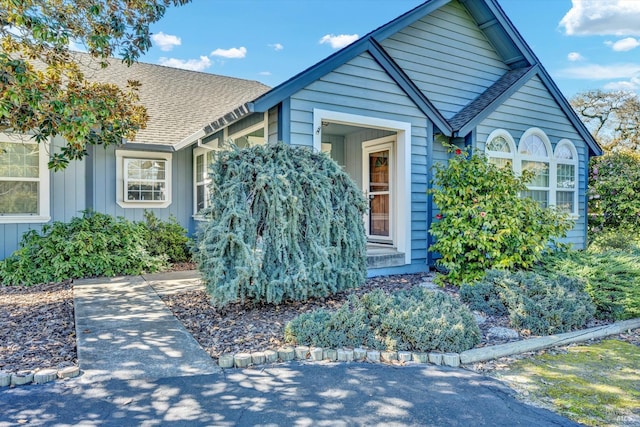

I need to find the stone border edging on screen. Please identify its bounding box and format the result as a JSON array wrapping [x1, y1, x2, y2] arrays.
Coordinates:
[[0, 366, 80, 387], [216, 318, 640, 370]]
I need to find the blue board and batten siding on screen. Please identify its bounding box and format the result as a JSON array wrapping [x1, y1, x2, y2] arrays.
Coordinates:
[[288, 51, 432, 274], [476, 76, 590, 248], [90, 145, 194, 231], [0, 136, 86, 259], [0, 143, 195, 260]]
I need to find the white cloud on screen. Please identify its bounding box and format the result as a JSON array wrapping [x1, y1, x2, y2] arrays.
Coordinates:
[[319, 34, 359, 49], [610, 37, 640, 51], [567, 52, 584, 61], [151, 32, 181, 52], [560, 0, 640, 36], [158, 56, 211, 72], [210, 47, 247, 59], [259, 71, 272, 76], [603, 72, 640, 91], [269, 43, 284, 51], [559, 63, 640, 79]]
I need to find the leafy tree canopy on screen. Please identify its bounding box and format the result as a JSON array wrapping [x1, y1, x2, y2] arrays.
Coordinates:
[[1, 0, 190, 170], [571, 90, 640, 152]]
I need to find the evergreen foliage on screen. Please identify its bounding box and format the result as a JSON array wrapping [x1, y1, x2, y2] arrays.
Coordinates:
[[461, 269, 595, 335], [195, 143, 367, 307], [285, 288, 481, 353], [535, 250, 640, 321]]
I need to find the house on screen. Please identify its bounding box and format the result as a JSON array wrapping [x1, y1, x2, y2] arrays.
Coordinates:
[[0, 0, 602, 277]]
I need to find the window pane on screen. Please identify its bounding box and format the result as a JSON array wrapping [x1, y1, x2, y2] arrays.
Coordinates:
[[557, 191, 575, 213], [520, 134, 548, 156], [126, 159, 166, 181], [522, 189, 548, 208], [233, 128, 265, 148], [0, 142, 39, 178], [127, 181, 166, 201], [522, 160, 549, 187], [196, 154, 204, 182], [196, 184, 205, 211], [0, 181, 38, 214], [488, 157, 512, 168], [555, 145, 573, 160], [487, 136, 511, 153], [557, 164, 575, 189]]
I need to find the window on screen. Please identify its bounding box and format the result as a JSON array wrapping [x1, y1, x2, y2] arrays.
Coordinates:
[[227, 122, 266, 148], [485, 130, 515, 168], [484, 128, 578, 215], [0, 133, 50, 223], [554, 140, 578, 214], [116, 150, 172, 208], [124, 159, 167, 202], [518, 131, 551, 208], [193, 146, 216, 216]]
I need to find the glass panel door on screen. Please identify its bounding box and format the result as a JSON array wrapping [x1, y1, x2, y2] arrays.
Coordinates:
[[363, 140, 393, 243]]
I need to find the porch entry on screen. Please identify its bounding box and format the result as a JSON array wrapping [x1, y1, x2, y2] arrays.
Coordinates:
[[362, 138, 394, 243]]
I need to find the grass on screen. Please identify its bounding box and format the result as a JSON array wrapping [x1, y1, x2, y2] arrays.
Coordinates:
[[493, 340, 640, 426]]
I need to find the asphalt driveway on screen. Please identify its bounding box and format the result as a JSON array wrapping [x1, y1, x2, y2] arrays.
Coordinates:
[[0, 362, 579, 426]]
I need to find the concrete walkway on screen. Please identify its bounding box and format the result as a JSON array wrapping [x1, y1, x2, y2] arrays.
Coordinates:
[[73, 271, 218, 382]]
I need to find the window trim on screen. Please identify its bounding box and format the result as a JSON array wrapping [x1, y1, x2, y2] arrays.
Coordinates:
[[553, 139, 579, 216], [224, 112, 268, 147], [0, 133, 50, 224], [485, 129, 515, 167], [116, 149, 172, 208], [484, 128, 579, 216], [517, 129, 552, 209], [193, 144, 217, 219]]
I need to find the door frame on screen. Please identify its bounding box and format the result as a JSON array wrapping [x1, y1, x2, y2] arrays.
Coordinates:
[[362, 136, 395, 244], [312, 108, 412, 266]]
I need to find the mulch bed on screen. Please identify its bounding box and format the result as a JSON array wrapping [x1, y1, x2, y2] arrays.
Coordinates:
[[1, 270, 637, 374], [0, 281, 77, 373]]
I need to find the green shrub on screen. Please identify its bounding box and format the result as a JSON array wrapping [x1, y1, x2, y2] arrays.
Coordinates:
[[0, 211, 163, 285], [139, 210, 191, 263], [429, 145, 573, 286], [588, 150, 640, 235], [588, 228, 640, 254], [285, 288, 481, 353], [463, 270, 595, 335], [459, 276, 507, 316], [195, 143, 367, 308], [535, 250, 640, 321]]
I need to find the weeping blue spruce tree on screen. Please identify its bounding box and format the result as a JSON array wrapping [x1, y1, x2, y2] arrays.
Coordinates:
[[195, 143, 368, 307]]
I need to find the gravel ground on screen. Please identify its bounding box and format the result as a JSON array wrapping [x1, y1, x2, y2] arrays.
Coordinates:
[[1, 271, 637, 375]]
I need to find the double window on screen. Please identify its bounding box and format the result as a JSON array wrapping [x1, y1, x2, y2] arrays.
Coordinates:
[[0, 133, 50, 223], [485, 128, 578, 215]]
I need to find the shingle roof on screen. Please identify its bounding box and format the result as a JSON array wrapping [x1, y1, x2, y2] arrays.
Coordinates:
[[74, 53, 270, 146], [449, 66, 532, 132]]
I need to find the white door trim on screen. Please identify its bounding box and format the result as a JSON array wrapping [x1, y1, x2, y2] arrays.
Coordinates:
[[313, 108, 411, 265]]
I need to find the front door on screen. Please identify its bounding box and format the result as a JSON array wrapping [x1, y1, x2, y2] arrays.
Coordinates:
[[363, 138, 394, 243]]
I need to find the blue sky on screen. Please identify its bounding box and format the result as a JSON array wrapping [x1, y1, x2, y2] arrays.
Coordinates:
[[141, 0, 640, 99]]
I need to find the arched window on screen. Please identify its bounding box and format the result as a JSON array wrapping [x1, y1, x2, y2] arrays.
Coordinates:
[[483, 128, 579, 215], [518, 129, 552, 208], [554, 140, 578, 214], [485, 129, 515, 168]]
